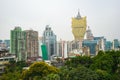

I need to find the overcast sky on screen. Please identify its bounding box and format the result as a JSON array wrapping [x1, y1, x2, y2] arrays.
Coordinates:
[[0, 0, 120, 41]]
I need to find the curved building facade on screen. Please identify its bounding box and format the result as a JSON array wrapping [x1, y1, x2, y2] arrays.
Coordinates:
[[72, 11, 87, 40]]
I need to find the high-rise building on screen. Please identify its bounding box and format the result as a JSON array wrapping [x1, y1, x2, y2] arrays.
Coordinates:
[[38, 37, 43, 57], [113, 39, 120, 50], [25, 30, 39, 58], [0, 40, 10, 50], [71, 11, 87, 49], [67, 41, 73, 54], [82, 46, 90, 56], [105, 41, 112, 51], [61, 41, 68, 59], [82, 40, 98, 55], [4, 40, 10, 48], [42, 25, 57, 60], [71, 40, 79, 50], [57, 40, 62, 57], [41, 44, 48, 60], [0, 42, 6, 50], [94, 37, 106, 51], [57, 40, 68, 59], [10, 27, 26, 61], [86, 26, 94, 40]]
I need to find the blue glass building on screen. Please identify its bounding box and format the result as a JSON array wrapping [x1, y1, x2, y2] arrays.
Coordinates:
[[113, 39, 120, 50], [105, 41, 112, 51], [82, 40, 98, 55], [42, 25, 57, 60]]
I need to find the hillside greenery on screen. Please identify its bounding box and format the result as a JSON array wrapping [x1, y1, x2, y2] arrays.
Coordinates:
[[0, 50, 120, 80]]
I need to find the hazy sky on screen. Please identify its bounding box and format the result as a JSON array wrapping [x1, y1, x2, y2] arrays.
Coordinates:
[[0, 0, 120, 41]]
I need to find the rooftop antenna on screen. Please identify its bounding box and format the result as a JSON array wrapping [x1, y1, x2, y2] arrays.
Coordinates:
[[76, 8, 81, 19], [78, 8, 80, 12]]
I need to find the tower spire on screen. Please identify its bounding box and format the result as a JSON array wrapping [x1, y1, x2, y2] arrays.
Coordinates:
[[76, 9, 81, 19]]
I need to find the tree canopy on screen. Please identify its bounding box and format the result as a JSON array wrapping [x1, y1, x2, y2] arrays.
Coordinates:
[[0, 50, 120, 80], [21, 61, 59, 80]]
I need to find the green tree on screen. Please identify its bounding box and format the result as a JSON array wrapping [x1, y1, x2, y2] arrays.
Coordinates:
[[93, 50, 105, 61], [107, 50, 120, 73], [58, 66, 71, 80], [96, 69, 112, 80], [90, 50, 120, 79], [65, 56, 93, 68], [21, 61, 59, 80], [111, 73, 120, 80], [0, 61, 27, 80], [0, 71, 21, 80], [90, 53, 114, 73], [59, 65, 98, 80], [45, 73, 60, 80]]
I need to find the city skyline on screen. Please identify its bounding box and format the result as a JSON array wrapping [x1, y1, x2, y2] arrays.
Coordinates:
[[0, 0, 120, 41]]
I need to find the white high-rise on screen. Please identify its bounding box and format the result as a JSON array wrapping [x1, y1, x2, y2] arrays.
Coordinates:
[[86, 26, 94, 40], [42, 25, 57, 60]]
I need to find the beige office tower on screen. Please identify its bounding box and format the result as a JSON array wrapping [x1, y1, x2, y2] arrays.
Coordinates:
[[71, 11, 87, 49], [25, 30, 39, 58]]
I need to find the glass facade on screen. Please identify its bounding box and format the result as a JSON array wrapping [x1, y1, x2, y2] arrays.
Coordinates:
[[105, 41, 112, 51], [82, 40, 98, 55], [41, 44, 48, 60], [113, 39, 120, 49], [42, 25, 57, 60]]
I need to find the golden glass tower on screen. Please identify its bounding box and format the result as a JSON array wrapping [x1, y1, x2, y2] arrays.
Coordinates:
[[72, 11, 87, 40], [71, 11, 87, 49]]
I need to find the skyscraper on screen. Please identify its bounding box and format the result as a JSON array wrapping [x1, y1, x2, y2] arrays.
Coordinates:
[[0, 41, 6, 50], [71, 11, 87, 49], [57, 40, 68, 59], [57, 40, 62, 57], [42, 25, 57, 60], [94, 37, 106, 51], [113, 39, 120, 50], [25, 30, 39, 58], [10, 27, 26, 61], [82, 40, 98, 55], [72, 11, 87, 40], [86, 26, 94, 40], [105, 41, 112, 51]]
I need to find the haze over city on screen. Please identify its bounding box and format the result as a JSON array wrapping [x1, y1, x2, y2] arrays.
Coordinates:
[[0, 0, 120, 41]]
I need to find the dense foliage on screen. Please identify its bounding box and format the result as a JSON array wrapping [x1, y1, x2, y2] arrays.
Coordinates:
[[63, 50, 120, 80], [21, 61, 59, 80], [0, 61, 28, 80], [0, 50, 120, 80], [59, 65, 98, 80]]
